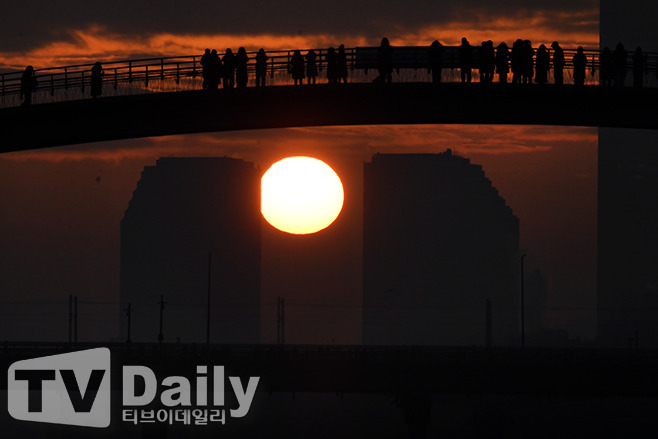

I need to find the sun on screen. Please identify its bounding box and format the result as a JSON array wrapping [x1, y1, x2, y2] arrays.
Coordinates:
[[261, 157, 344, 235]]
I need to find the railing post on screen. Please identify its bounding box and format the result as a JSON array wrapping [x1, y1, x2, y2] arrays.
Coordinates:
[[114, 68, 118, 90], [50, 74, 54, 96], [192, 56, 197, 78], [1, 73, 4, 96], [270, 57, 274, 78], [64, 67, 68, 89], [319, 49, 323, 71], [81, 71, 85, 93], [350, 48, 355, 71], [129, 61, 132, 83], [145, 65, 149, 87], [161, 58, 164, 81], [176, 63, 180, 84]]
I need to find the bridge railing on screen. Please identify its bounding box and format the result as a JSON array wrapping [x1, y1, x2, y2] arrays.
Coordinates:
[[1, 46, 657, 108]]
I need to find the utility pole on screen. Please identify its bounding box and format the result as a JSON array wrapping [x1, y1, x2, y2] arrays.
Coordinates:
[[277, 297, 285, 344], [158, 294, 166, 344], [126, 303, 132, 343], [68, 295, 73, 343], [207, 251, 212, 346], [521, 254, 526, 348], [486, 299, 492, 348], [74, 296, 78, 343]]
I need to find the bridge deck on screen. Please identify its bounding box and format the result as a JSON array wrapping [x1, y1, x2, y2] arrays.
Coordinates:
[[2, 83, 657, 153]]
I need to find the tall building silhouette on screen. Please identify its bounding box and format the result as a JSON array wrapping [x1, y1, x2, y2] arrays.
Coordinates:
[[363, 152, 519, 346], [120, 157, 261, 343], [598, 132, 658, 347]]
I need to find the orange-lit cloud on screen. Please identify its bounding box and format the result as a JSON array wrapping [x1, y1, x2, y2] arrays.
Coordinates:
[[0, 27, 371, 70], [391, 8, 599, 48], [0, 6, 598, 70]]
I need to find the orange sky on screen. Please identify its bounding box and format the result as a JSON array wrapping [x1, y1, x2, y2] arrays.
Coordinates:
[[0, 7, 599, 69]]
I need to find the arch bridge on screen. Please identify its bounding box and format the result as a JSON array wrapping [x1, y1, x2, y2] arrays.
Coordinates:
[[1, 45, 658, 152]]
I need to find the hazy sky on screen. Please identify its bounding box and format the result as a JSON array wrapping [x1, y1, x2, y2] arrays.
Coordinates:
[[0, 125, 598, 343], [1, 0, 656, 345]]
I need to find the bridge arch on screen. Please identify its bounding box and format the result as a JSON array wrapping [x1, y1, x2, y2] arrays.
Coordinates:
[[1, 82, 657, 153]]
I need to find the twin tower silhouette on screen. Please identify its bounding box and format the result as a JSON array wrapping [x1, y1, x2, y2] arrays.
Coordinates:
[[120, 151, 519, 346]]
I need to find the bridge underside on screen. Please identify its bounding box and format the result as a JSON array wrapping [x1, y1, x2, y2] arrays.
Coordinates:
[[2, 83, 658, 153]]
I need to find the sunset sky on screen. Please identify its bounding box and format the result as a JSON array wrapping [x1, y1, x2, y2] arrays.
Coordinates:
[[0, 0, 653, 345], [0, 0, 599, 69]]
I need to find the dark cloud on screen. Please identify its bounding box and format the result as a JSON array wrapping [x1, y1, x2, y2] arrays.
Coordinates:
[[2, 0, 597, 51]]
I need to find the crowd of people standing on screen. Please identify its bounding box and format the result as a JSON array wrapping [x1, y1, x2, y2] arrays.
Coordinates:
[[442, 38, 641, 87], [199, 45, 352, 89], [195, 39, 650, 90], [17, 39, 654, 107]]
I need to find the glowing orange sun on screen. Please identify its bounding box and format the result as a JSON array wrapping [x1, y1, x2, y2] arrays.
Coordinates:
[[261, 156, 344, 235]]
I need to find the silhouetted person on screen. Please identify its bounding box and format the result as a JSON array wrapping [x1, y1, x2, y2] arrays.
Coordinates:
[[600, 47, 613, 86], [458, 37, 472, 82], [485, 40, 495, 83], [633, 47, 645, 88], [613, 43, 627, 87], [535, 44, 549, 84], [495, 42, 509, 83], [572, 46, 587, 86], [290, 49, 304, 85], [306, 50, 318, 85], [511, 39, 524, 84], [479, 41, 495, 84], [326, 47, 338, 84], [551, 41, 565, 85], [222, 48, 235, 89], [20, 65, 37, 107], [205, 49, 221, 90], [200, 48, 211, 90], [235, 47, 249, 88], [429, 40, 443, 84], [522, 40, 534, 84], [255, 48, 268, 87], [375, 37, 393, 83], [478, 42, 487, 83], [91, 62, 104, 98], [337, 44, 348, 83]]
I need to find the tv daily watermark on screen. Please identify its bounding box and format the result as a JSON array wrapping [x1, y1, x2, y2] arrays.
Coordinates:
[[7, 348, 260, 428]]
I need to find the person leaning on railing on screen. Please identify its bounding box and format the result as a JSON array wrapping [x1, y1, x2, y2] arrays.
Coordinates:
[[600, 47, 613, 86], [551, 42, 565, 85], [429, 40, 444, 84], [235, 47, 249, 88], [222, 48, 235, 89], [535, 44, 549, 84], [290, 50, 305, 85], [306, 50, 318, 85], [572, 46, 587, 86], [20, 65, 37, 107], [633, 47, 645, 88], [495, 42, 510, 84], [374, 38, 393, 84], [91, 62, 104, 98], [613, 43, 627, 87], [255, 49, 268, 87]]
